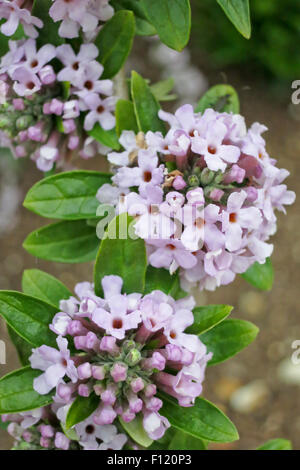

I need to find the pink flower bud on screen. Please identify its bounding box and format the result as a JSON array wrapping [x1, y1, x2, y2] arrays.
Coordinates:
[[63, 119, 76, 134], [39, 65, 56, 85], [92, 365, 106, 380], [54, 432, 70, 450], [40, 437, 51, 448], [110, 363, 127, 382], [77, 362, 92, 380], [209, 188, 224, 202], [131, 377, 144, 393], [173, 175, 187, 190], [13, 98, 24, 111], [39, 424, 54, 438], [67, 320, 88, 336], [78, 384, 90, 397], [68, 135, 79, 150]]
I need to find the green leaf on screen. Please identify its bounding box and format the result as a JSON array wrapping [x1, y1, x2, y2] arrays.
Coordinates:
[[32, 0, 64, 46], [131, 71, 165, 134], [110, 0, 156, 36], [94, 213, 147, 296], [241, 258, 274, 291], [159, 393, 238, 443], [195, 84, 240, 114], [23, 171, 111, 220], [144, 266, 181, 298], [95, 10, 135, 79], [168, 430, 207, 450], [65, 394, 100, 430], [87, 125, 121, 151], [0, 419, 8, 430], [200, 319, 259, 366], [150, 78, 177, 102], [0, 367, 53, 414], [217, 0, 251, 39], [0, 24, 25, 57], [257, 439, 292, 450], [7, 326, 32, 366], [115, 99, 138, 136], [119, 414, 153, 447], [23, 220, 99, 264], [0, 291, 57, 348], [186, 305, 233, 335], [141, 0, 191, 51], [22, 269, 72, 309]]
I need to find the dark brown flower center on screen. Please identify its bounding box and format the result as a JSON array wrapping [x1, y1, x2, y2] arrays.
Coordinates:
[[208, 145, 216, 154], [143, 171, 152, 182], [113, 318, 123, 329], [229, 212, 237, 223], [26, 82, 35, 90]]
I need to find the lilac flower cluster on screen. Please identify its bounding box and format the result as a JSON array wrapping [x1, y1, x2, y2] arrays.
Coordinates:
[[0, 1, 113, 40], [1, 405, 126, 450], [0, 1, 43, 38], [0, 39, 114, 170], [97, 105, 296, 291], [2, 406, 75, 450], [29, 275, 211, 441], [49, 0, 114, 39]]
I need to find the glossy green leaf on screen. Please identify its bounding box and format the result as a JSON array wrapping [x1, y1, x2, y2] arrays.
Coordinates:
[[144, 266, 182, 298], [168, 430, 207, 450], [141, 0, 191, 51], [200, 319, 259, 366], [186, 305, 233, 335], [110, 0, 156, 36], [65, 394, 100, 430], [23, 220, 99, 263], [241, 257, 274, 291], [217, 0, 251, 39], [23, 171, 111, 220], [115, 99, 138, 136], [94, 213, 147, 297], [32, 0, 64, 46], [87, 125, 121, 151], [22, 269, 72, 309], [119, 414, 153, 447], [0, 367, 53, 414], [195, 84, 240, 114], [159, 393, 239, 443], [95, 10, 135, 78], [7, 326, 32, 366], [0, 291, 57, 347], [131, 71, 165, 134], [257, 438, 292, 450]]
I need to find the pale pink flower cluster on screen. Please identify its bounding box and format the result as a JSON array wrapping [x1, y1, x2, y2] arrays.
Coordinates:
[[0, 39, 114, 170], [30, 276, 211, 441], [97, 105, 296, 291], [49, 0, 114, 39], [1, 406, 126, 450], [0, 0, 43, 38]]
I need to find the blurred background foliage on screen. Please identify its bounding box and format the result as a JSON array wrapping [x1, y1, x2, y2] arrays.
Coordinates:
[[191, 0, 300, 88]]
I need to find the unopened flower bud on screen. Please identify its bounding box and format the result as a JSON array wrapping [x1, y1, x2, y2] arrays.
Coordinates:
[[126, 348, 141, 366], [188, 174, 199, 187], [16, 115, 33, 130], [200, 168, 214, 185]]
